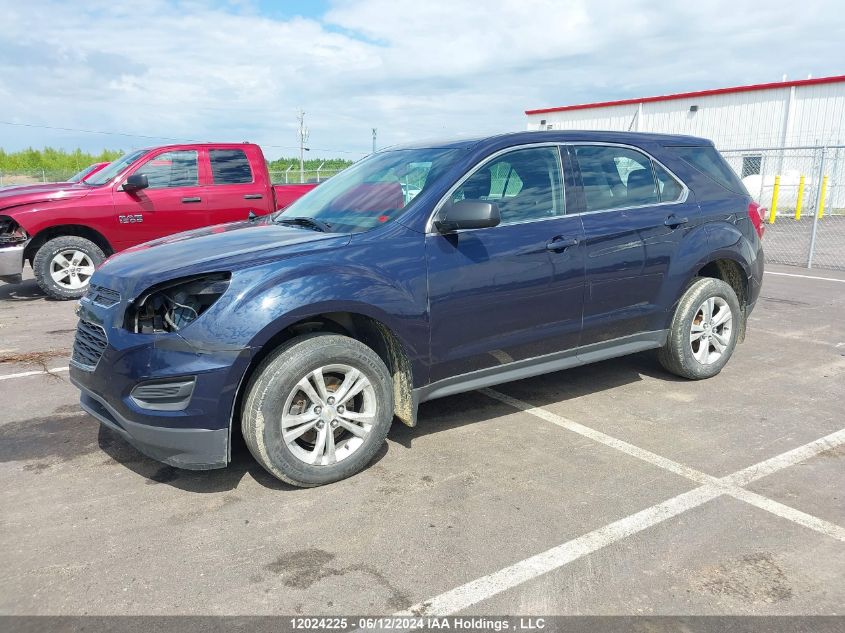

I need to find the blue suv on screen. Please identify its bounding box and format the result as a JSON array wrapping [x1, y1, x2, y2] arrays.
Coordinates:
[[70, 131, 765, 486]]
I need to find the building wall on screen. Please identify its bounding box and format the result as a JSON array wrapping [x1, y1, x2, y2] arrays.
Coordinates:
[[526, 80, 845, 149]]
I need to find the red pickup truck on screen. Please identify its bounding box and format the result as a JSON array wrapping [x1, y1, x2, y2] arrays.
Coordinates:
[[0, 143, 316, 299]]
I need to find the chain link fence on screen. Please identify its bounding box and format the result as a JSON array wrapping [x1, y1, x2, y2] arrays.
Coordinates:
[[268, 168, 344, 184], [721, 145, 845, 271], [0, 169, 79, 186]]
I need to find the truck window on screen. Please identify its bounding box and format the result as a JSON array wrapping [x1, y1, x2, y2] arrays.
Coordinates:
[[210, 149, 253, 185], [137, 151, 199, 189]]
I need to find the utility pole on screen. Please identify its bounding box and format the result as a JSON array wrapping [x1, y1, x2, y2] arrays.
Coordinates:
[[297, 109, 309, 183], [372, 128, 377, 154]]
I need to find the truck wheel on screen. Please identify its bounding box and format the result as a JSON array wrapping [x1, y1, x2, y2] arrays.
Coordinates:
[[658, 277, 741, 380], [33, 236, 105, 300], [242, 333, 394, 487]]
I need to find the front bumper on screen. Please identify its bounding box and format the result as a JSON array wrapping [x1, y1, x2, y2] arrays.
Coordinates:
[[0, 243, 26, 283], [69, 292, 255, 470], [74, 382, 229, 470]]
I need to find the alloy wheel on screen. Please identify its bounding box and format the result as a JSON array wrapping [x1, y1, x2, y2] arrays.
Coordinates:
[[50, 250, 95, 290], [281, 364, 377, 466], [689, 296, 733, 365]]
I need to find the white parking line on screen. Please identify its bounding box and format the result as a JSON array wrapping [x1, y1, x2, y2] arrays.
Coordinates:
[[399, 391, 845, 617], [765, 271, 845, 283], [725, 427, 845, 487], [484, 389, 845, 541], [0, 366, 69, 381], [399, 486, 723, 617]]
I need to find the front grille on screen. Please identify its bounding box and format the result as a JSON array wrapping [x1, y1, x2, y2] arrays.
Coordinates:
[[87, 284, 121, 307], [72, 320, 108, 370]]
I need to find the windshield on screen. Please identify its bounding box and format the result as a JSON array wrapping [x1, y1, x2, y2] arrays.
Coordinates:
[[68, 164, 99, 183], [276, 148, 464, 233], [84, 149, 147, 186]]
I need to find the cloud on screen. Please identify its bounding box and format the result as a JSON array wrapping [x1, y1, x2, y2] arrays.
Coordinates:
[[0, 0, 842, 158]]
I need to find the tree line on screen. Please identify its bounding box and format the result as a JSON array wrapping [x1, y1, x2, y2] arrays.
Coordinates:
[[0, 147, 354, 173]]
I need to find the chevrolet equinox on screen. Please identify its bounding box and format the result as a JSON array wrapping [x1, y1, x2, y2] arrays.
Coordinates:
[[70, 131, 765, 487]]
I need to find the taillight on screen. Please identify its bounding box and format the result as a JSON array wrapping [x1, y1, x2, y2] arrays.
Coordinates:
[[748, 201, 765, 238]]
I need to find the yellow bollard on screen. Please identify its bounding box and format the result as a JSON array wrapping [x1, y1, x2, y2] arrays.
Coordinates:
[[818, 175, 829, 219], [795, 175, 805, 220], [769, 175, 780, 223]]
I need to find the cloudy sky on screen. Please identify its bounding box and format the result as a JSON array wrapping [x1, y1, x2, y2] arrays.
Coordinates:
[[1, 0, 843, 160]]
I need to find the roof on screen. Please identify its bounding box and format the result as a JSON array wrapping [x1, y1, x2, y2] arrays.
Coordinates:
[[388, 130, 712, 153], [525, 74, 845, 116]]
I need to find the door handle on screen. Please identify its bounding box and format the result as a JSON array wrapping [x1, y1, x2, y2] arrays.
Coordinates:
[[181, 197, 202, 203], [244, 194, 263, 200], [664, 214, 688, 228], [546, 236, 579, 252]]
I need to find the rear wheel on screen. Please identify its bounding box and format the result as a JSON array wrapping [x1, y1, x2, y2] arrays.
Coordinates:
[[658, 277, 741, 380], [241, 333, 394, 487], [32, 236, 104, 300]]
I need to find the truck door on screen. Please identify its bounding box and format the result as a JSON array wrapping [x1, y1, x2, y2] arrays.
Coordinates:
[[204, 148, 270, 224], [111, 149, 208, 249]]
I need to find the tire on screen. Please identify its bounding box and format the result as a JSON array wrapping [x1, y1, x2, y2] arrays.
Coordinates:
[[33, 236, 105, 300], [242, 333, 394, 487], [658, 277, 742, 380]]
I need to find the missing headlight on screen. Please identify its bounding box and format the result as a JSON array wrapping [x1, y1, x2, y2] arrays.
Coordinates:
[[128, 273, 231, 334]]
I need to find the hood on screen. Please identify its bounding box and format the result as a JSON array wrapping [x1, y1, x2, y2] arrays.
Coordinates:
[[94, 218, 350, 297], [0, 182, 93, 210]]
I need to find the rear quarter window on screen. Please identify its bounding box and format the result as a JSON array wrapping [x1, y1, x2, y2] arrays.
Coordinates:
[[671, 146, 747, 195]]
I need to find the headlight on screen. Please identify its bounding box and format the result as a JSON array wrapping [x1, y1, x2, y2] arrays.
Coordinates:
[[0, 216, 29, 246], [127, 273, 230, 333]]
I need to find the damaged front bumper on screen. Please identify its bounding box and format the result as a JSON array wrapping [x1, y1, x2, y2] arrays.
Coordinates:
[[0, 242, 26, 284], [69, 289, 255, 470]]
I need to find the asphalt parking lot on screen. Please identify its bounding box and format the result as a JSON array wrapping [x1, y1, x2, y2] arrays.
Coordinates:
[[1, 264, 843, 616]]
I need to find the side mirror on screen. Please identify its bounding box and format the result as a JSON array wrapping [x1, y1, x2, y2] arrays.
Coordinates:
[[434, 199, 500, 233], [122, 173, 149, 192]]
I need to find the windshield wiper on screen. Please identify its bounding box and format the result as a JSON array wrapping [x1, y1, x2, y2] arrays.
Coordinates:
[[276, 216, 332, 233]]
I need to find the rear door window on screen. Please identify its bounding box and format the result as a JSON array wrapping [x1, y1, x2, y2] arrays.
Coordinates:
[[573, 145, 658, 211], [210, 149, 254, 185], [653, 162, 685, 202]]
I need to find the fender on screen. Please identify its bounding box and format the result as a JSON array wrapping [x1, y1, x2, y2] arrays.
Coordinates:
[[654, 220, 711, 323], [234, 268, 426, 380], [180, 227, 430, 385], [4, 188, 119, 257], [703, 221, 756, 278]]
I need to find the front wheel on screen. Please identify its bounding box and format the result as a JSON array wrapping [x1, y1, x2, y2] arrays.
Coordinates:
[[241, 334, 395, 487], [658, 277, 741, 380], [32, 236, 105, 300]]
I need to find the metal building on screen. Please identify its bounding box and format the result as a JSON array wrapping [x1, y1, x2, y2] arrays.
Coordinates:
[[524, 75, 845, 148], [524, 76, 845, 270]]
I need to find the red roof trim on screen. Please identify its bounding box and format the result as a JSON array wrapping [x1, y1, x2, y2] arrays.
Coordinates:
[[525, 75, 845, 115]]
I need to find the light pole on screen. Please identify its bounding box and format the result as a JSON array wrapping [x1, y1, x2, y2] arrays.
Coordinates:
[[297, 109, 310, 183]]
